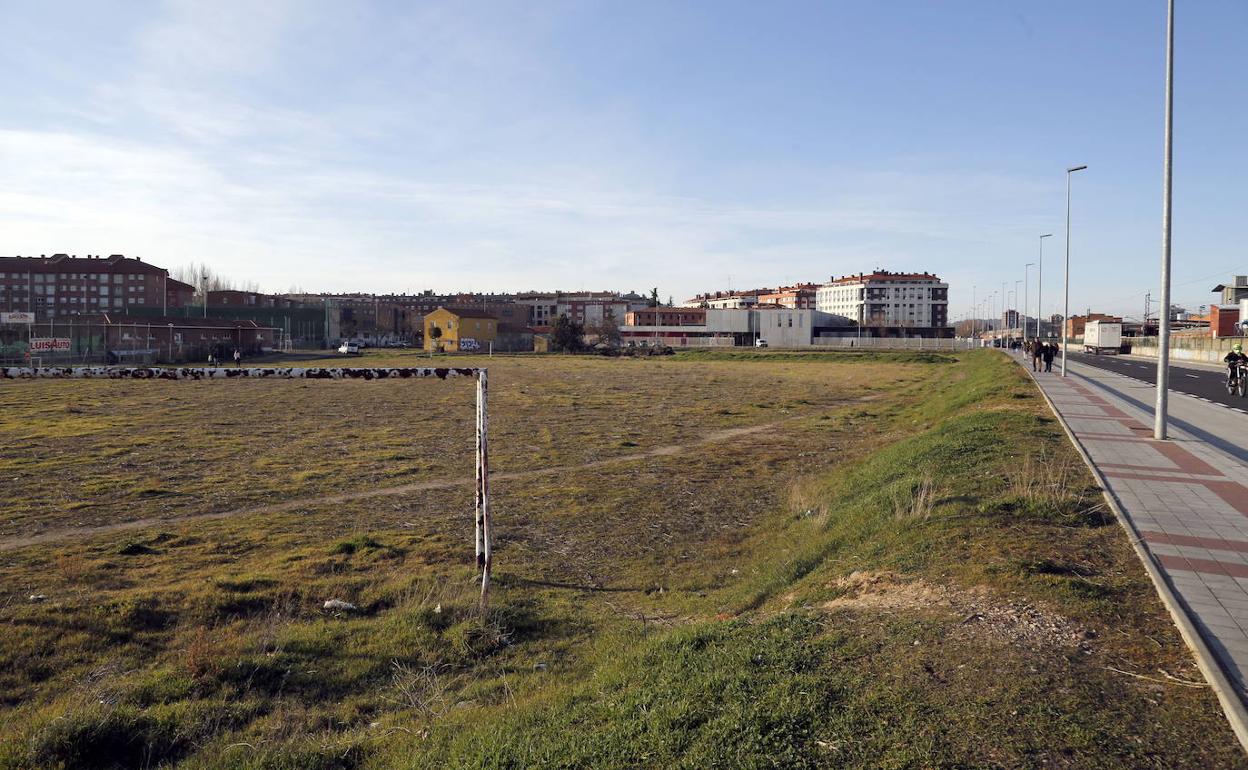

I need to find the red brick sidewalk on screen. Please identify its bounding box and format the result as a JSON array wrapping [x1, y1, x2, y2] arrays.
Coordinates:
[[1026, 356, 1248, 707]]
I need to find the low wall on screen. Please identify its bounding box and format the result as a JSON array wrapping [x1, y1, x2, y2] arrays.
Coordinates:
[[1125, 335, 1246, 365], [812, 337, 966, 351]]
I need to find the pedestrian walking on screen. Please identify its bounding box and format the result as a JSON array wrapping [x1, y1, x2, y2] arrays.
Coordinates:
[[1041, 342, 1055, 373], [1031, 341, 1043, 372], [233, 349, 241, 368]]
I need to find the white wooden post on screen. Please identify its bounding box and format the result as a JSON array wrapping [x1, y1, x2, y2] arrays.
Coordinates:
[[2, 365, 496, 609], [475, 370, 492, 610]]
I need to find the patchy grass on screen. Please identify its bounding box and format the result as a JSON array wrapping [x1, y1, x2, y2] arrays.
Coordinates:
[[0, 351, 1242, 768]]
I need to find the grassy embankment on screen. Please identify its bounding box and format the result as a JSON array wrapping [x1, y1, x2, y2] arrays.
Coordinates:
[[0, 350, 1242, 768]]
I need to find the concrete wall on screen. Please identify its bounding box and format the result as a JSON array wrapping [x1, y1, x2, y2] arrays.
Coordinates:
[[1126, 335, 1246, 364], [813, 336, 966, 350]]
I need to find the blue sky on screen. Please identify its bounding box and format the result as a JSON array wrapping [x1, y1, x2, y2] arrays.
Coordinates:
[[2, 1, 1245, 320]]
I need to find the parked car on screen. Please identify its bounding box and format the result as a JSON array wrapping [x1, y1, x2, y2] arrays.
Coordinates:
[[754, 339, 769, 348], [338, 342, 360, 354]]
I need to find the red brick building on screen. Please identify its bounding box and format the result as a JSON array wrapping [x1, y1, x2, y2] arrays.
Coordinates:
[[1065, 313, 1122, 338], [0, 253, 194, 320], [1211, 305, 1242, 338], [758, 284, 818, 310], [207, 290, 297, 309], [625, 308, 706, 326]]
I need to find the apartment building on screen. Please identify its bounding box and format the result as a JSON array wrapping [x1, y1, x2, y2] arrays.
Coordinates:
[[757, 284, 818, 310], [207, 290, 298, 309], [815, 270, 949, 333], [681, 289, 772, 309], [514, 291, 648, 332], [0, 253, 194, 319]]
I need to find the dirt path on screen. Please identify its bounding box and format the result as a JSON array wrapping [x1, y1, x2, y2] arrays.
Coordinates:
[[0, 416, 808, 552]]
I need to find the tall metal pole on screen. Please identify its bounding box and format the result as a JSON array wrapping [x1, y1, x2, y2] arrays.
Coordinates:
[[1013, 280, 1021, 335], [1155, 0, 1175, 439], [1038, 235, 1052, 339], [1062, 166, 1087, 377], [1024, 263, 1034, 341], [1001, 281, 1007, 337], [972, 285, 977, 342]]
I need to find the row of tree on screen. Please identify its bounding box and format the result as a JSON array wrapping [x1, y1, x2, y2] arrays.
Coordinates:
[[550, 313, 624, 352], [169, 263, 261, 297]]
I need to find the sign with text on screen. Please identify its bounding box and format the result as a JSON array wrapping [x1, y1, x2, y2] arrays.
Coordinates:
[[30, 338, 72, 353], [458, 337, 480, 351], [0, 312, 35, 324]]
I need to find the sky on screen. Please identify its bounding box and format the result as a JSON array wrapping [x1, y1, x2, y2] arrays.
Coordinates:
[[2, 0, 1246, 321]]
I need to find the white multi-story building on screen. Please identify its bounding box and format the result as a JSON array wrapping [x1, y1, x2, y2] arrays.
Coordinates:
[[815, 271, 949, 331], [621, 307, 850, 347]]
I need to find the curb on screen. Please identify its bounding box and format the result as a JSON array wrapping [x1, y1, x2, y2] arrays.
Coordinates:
[[1017, 355, 1248, 754]]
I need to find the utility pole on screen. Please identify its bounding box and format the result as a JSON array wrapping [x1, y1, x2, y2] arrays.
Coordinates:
[[1155, 0, 1175, 440]]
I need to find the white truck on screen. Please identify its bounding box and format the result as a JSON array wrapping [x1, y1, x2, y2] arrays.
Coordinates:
[[1083, 320, 1122, 355]]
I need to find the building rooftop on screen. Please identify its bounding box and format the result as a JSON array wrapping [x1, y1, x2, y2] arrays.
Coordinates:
[[435, 306, 499, 320], [0, 253, 166, 274], [826, 270, 943, 284]]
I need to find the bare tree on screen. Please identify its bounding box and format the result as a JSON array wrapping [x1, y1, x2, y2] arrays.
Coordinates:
[[170, 262, 262, 298]]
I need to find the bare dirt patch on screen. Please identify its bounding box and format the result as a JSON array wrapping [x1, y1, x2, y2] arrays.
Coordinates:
[[820, 570, 1091, 649]]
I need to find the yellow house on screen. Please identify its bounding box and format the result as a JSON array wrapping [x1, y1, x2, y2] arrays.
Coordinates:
[[424, 307, 498, 352]]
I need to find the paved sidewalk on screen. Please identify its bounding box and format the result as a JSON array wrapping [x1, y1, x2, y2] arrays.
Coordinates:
[[1022, 353, 1248, 707]]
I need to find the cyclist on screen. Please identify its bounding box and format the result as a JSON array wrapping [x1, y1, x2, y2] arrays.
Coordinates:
[[1225, 343, 1248, 388]]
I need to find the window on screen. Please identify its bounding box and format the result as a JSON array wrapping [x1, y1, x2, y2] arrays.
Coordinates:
[[113, 275, 123, 284], [99, 274, 107, 284], [99, 286, 109, 297]]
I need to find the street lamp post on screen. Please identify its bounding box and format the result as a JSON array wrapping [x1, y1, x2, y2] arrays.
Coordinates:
[[1000, 281, 1007, 339], [1155, 0, 1175, 439], [1062, 166, 1087, 377], [1038, 235, 1052, 339], [1024, 262, 1035, 341], [1013, 280, 1021, 338], [971, 285, 976, 343]]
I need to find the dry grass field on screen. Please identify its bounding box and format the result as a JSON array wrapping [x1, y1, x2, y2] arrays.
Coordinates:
[[0, 349, 1243, 768]]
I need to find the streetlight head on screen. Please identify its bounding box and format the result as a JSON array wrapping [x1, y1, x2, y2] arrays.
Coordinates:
[[1067, 165, 1088, 173], [1039, 233, 1053, 239]]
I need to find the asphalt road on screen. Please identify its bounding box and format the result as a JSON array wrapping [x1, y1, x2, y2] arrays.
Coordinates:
[[1060, 351, 1248, 411]]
